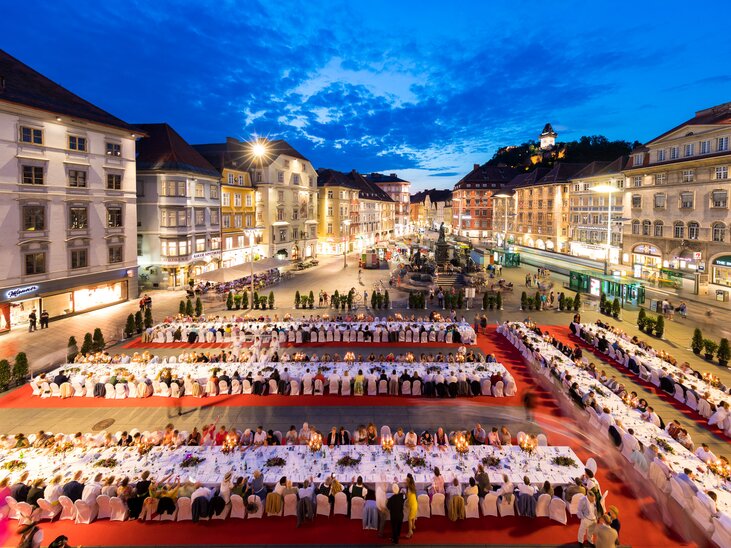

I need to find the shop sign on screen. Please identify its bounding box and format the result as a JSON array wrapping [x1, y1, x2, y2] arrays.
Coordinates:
[[694, 252, 702, 260], [633, 244, 661, 256], [6, 285, 39, 299], [192, 250, 220, 261], [713, 255, 731, 267]]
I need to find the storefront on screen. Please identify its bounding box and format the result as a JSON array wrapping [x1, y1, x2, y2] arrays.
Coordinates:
[[631, 244, 663, 281], [569, 270, 645, 306], [712, 255, 731, 287], [0, 273, 131, 333]]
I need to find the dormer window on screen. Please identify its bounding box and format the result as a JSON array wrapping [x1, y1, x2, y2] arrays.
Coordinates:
[[683, 143, 694, 157], [633, 153, 644, 166]]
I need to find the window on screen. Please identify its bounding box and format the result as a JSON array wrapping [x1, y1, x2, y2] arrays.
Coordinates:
[[223, 214, 233, 228], [245, 213, 252, 227], [195, 209, 205, 225], [326, 223, 333, 235], [68, 169, 87, 187], [222, 193, 230, 206], [69, 207, 88, 229], [211, 237, 220, 250], [277, 209, 284, 222], [700, 140, 711, 154], [617, 178, 625, 189], [70, 249, 88, 269], [631, 194, 641, 208], [713, 223, 726, 242], [715, 166, 728, 180], [670, 146, 679, 160], [20, 126, 43, 144], [327, 205, 333, 217], [22, 205, 45, 231], [656, 149, 666, 162], [68, 135, 87, 151], [195, 184, 204, 198], [210, 185, 219, 199], [633, 153, 644, 166], [654, 193, 666, 208], [234, 194, 242, 207], [682, 170, 694, 183], [234, 214, 242, 228], [633, 176, 642, 187], [279, 229, 286, 241], [228, 173, 234, 184], [106, 142, 121, 156], [108, 245, 123, 263], [137, 235, 143, 256], [277, 171, 284, 183], [22, 166, 44, 185], [674, 222, 684, 239], [24, 252, 45, 275], [254, 171, 262, 182], [642, 220, 651, 236], [195, 238, 206, 252], [718, 137, 729, 152], [654, 173, 666, 185], [210, 209, 219, 225], [245, 194, 252, 207], [631, 220, 640, 235], [680, 192, 694, 209], [106, 206, 123, 228], [688, 221, 700, 240], [712, 190, 728, 208], [278, 190, 284, 202], [653, 221, 664, 237], [683, 143, 694, 157], [327, 190, 333, 199], [292, 174, 300, 185], [283, 159, 290, 168], [161, 180, 186, 196], [106, 173, 122, 190]]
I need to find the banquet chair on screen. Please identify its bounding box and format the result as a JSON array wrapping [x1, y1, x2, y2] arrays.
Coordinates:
[[175, 497, 192, 521], [95, 495, 111, 520], [492, 381, 504, 397], [568, 494, 583, 516], [401, 380, 411, 395], [115, 384, 127, 399], [673, 385, 685, 402], [357, 331, 364, 342], [314, 379, 324, 395], [405, 331, 413, 343], [50, 382, 61, 397], [231, 380, 242, 395], [380, 425, 392, 439], [416, 494, 430, 518], [498, 496, 515, 517], [159, 382, 171, 397], [74, 500, 98, 524], [698, 398, 712, 419], [103, 383, 115, 399], [367, 379, 377, 396], [265, 493, 283, 516], [341, 379, 351, 396], [30, 379, 41, 396], [412, 380, 421, 396], [241, 379, 253, 395], [230, 495, 246, 519], [5, 496, 20, 520], [72, 382, 85, 397], [283, 493, 298, 516], [448, 495, 465, 521], [333, 492, 348, 515], [480, 493, 498, 516], [585, 457, 598, 474], [712, 517, 731, 548], [219, 380, 230, 395], [329, 378, 339, 395], [137, 382, 151, 398], [316, 494, 331, 516], [350, 496, 365, 519], [290, 380, 300, 395], [84, 380, 94, 398], [58, 495, 77, 521], [535, 493, 551, 517], [420, 332, 428, 343], [37, 498, 62, 521], [430, 493, 446, 516], [205, 380, 218, 396], [516, 431, 526, 444], [378, 380, 388, 394], [548, 497, 567, 524], [268, 379, 279, 395], [650, 370, 661, 387], [465, 494, 479, 518], [685, 391, 698, 411], [690, 496, 715, 534], [211, 499, 231, 520], [127, 383, 138, 398], [303, 379, 313, 395], [169, 383, 180, 398], [247, 495, 264, 518], [504, 379, 517, 396], [14, 501, 35, 526]]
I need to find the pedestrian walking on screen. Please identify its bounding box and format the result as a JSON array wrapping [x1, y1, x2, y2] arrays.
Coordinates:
[[522, 390, 536, 422], [144, 294, 152, 309], [364, 290, 368, 305], [40, 310, 49, 329], [28, 309, 37, 332]]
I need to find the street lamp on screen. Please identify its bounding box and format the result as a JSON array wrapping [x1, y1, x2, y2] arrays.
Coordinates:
[[591, 184, 619, 275], [342, 219, 351, 268], [494, 192, 512, 249]]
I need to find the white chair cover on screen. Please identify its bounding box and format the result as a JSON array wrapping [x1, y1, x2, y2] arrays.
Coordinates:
[[316, 493, 330, 516], [58, 495, 76, 520], [175, 497, 192, 521], [480, 493, 499, 516], [535, 493, 551, 517], [548, 497, 567, 524], [430, 493, 446, 516], [465, 494, 479, 518], [230, 494, 246, 519], [350, 496, 365, 519], [416, 494, 430, 518], [333, 491, 348, 515], [74, 500, 98, 524], [247, 495, 263, 518], [37, 498, 62, 521], [498, 496, 515, 516], [283, 493, 297, 516]]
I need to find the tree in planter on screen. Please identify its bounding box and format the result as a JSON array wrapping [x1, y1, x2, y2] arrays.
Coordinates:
[[637, 308, 646, 331], [655, 315, 664, 338], [520, 291, 528, 310], [308, 290, 315, 310], [226, 291, 234, 310], [80, 332, 94, 355], [703, 339, 719, 361], [564, 297, 573, 311], [268, 291, 275, 309], [294, 291, 301, 309], [195, 297, 203, 317], [347, 291, 353, 311], [643, 318, 655, 335], [691, 328, 703, 355], [599, 293, 607, 314], [384, 290, 390, 309], [612, 298, 621, 319], [92, 328, 105, 352], [241, 292, 248, 309], [179, 300, 186, 315], [718, 338, 731, 367], [253, 291, 259, 309], [124, 314, 136, 338], [0, 360, 10, 391], [260, 296, 268, 310], [456, 291, 464, 309], [482, 292, 489, 310], [67, 336, 79, 362], [573, 292, 581, 312], [144, 308, 153, 329], [185, 299, 194, 316], [332, 290, 340, 309], [371, 292, 378, 309], [13, 353, 29, 385], [496, 291, 503, 310]]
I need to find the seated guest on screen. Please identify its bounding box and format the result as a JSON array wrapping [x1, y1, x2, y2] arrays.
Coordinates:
[[393, 427, 405, 445], [487, 427, 500, 446], [540, 480, 554, 497], [349, 476, 367, 499], [266, 429, 280, 446], [10, 472, 30, 503], [253, 426, 267, 446], [338, 426, 351, 445], [26, 479, 45, 507], [419, 430, 433, 449], [695, 443, 717, 463], [429, 467, 445, 496], [285, 425, 298, 445], [445, 478, 462, 499], [471, 423, 487, 445], [434, 427, 449, 450], [517, 476, 536, 496], [463, 477, 478, 497], [326, 426, 340, 447], [499, 426, 512, 445], [62, 471, 85, 502], [404, 429, 418, 448]]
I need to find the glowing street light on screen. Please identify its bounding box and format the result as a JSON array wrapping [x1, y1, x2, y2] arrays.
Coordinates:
[[251, 141, 267, 158]]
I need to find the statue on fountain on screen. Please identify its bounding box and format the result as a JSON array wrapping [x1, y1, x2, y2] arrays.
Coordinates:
[[438, 222, 446, 243]]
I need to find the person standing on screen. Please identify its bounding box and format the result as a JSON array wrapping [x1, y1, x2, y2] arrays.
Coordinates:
[[28, 309, 37, 332], [386, 483, 405, 544], [405, 475, 417, 539], [144, 294, 152, 309], [40, 309, 49, 329], [577, 491, 597, 546]]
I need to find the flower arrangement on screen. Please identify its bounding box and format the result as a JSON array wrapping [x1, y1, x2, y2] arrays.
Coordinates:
[[308, 432, 323, 453], [337, 455, 362, 467], [94, 458, 119, 468], [702, 372, 721, 389], [551, 456, 577, 467], [137, 443, 153, 456], [52, 442, 74, 455], [265, 457, 286, 467], [2, 460, 26, 471], [403, 455, 426, 468], [655, 438, 675, 455], [381, 436, 394, 453], [482, 456, 501, 467], [708, 459, 731, 480], [454, 432, 469, 454], [181, 453, 206, 468], [592, 385, 606, 397]]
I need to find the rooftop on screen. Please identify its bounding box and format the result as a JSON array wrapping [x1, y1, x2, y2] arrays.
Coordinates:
[[135, 123, 219, 177]]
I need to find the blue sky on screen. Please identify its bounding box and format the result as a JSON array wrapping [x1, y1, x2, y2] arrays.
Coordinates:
[[4, 1, 730, 190]]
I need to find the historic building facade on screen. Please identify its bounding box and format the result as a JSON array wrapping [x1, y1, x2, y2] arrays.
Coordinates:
[[365, 172, 410, 236]]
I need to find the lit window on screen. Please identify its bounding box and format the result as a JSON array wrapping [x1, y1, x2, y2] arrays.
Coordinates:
[[106, 142, 121, 157], [22, 206, 45, 231], [715, 166, 728, 180], [108, 245, 123, 263], [106, 206, 123, 228], [674, 222, 684, 238], [631, 195, 641, 208], [654, 173, 666, 185], [642, 220, 651, 236], [69, 207, 88, 229], [633, 176, 642, 187], [712, 223, 726, 242], [653, 221, 663, 237], [687, 222, 700, 240]]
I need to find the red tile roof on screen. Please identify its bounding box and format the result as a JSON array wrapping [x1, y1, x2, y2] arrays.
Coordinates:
[[135, 123, 219, 177]]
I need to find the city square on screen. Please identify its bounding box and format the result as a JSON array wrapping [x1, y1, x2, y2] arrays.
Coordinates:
[[1, 2, 730, 548]]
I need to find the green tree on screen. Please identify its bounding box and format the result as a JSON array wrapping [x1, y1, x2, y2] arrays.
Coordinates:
[[703, 339, 719, 360], [309, 290, 315, 309], [241, 292, 248, 309], [80, 332, 93, 355], [718, 338, 731, 366], [253, 291, 259, 309], [144, 307, 153, 328], [564, 297, 573, 311], [332, 290, 340, 309], [13, 352, 29, 383], [67, 336, 79, 362], [371, 292, 377, 309], [185, 299, 194, 316], [294, 291, 301, 308], [195, 297, 203, 317], [691, 328, 703, 354], [637, 308, 647, 330], [179, 300, 186, 315], [92, 328, 105, 352], [0, 360, 10, 390], [226, 291, 234, 310], [558, 293, 565, 311], [520, 291, 528, 310], [268, 291, 275, 309], [654, 315, 664, 338], [124, 314, 135, 338], [347, 291, 353, 311], [573, 292, 581, 311], [260, 296, 268, 310], [535, 291, 541, 311], [612, 298, 621, 319]]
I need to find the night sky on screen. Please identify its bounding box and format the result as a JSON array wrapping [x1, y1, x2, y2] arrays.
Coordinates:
[[5, 1, 730, 190]]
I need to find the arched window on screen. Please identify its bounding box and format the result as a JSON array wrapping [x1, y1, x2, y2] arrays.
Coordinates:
[[654, 220, 664, 237], [631, 220, 640, 235], [712, 222, 726, 242], [673, 222, 684, 239], [642, 220, 651, 236], [688, 221, 700, 240]]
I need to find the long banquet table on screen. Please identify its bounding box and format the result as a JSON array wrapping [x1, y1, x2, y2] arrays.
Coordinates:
[[0, 444, 585, 489]]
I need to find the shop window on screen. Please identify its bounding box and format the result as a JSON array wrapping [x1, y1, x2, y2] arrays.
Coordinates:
[[69, 207, 88, 230], [24, 251, 46, 275], [108, 245, 123, 263], [106, 206, 123, 227], [712, 223, 726, 242], [688, 222, 700, 240], [22, 205, 45, 231]]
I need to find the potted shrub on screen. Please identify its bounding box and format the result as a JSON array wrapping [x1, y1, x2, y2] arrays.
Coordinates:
[[226, 291, 234, 310], [692, 328, 703, 355], [241, 292, 248, 309], [195, 297, 203, 317], [185, 299, 194, 316], [654, 315, 664, 338], [269, 291, 275, 309], [496, 291, 502, 310], [0, 360, 11, 391], [80, 332, 93, 355], [13, 352, 29, 385], [309, 291, 315, 309], [92, 328, 105, 352], [564, 297, 573, 311], [260, 296, 268, 310], [124, 314, 135, 338], [520, 291, 528, 311], [600, 293, 607, 314], [643, 318, 655, 335], [573, 293, 581, 312], [135, 310, 143, 333], [144, 308, 153, 329], [179, 300, 186, 315], [294, 291, 300, 309], [384, 290, 390, 309], [67, 336, 79, 362], [558, 293, 565, 311], [718, 338, 730, 367], [703, 339, 718, 361], [637, 308, 646, 331], [611, 298, 620, 319]]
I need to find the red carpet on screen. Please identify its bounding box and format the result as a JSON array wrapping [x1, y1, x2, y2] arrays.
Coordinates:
[[545, 325, 731, 441]]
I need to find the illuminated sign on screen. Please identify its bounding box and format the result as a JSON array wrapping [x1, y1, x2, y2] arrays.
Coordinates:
[[713, 256, 731, 267], [6, 285, 39, 299]]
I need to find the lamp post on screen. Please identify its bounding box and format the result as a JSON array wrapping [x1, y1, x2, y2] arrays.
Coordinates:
[[244, 228, 262, 309], [591, 184, 619, 275], [342, 219, 351, 268], [494, 193, 512, 249]]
